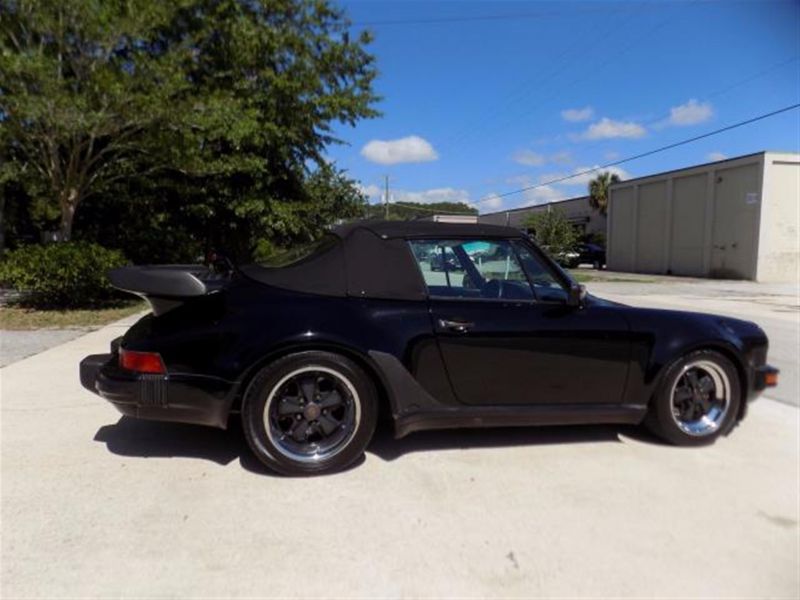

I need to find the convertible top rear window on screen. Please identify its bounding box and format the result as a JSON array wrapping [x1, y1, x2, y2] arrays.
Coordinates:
[[242, 226, 426, 300], [257, 235, 339, 268]]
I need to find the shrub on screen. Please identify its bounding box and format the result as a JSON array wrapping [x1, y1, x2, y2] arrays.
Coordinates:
[[524, 209, 579, 264], [0, 242, 128, 308]]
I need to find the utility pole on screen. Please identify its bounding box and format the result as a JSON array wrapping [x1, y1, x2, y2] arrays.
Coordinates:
[[383, 175, 390, 219]]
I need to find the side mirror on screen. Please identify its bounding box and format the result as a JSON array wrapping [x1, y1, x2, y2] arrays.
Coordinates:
[[567, 283, 587, 307]]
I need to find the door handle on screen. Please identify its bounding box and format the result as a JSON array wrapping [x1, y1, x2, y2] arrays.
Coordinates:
[[438, 318, 474, 333]]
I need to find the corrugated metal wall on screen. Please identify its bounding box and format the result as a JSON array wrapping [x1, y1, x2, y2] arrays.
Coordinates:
[[608, 154, 767, 280], [670, 174, 707, 277]]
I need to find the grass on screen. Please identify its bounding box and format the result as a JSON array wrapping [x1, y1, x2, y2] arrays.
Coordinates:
[[569, 271, 595, 283], [0, 300, 147, 330], [568, 271, 656, 284]]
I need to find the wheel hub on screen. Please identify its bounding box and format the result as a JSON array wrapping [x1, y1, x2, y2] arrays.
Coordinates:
[[264, 366, 361, 463], [303, 403, 321, 421]]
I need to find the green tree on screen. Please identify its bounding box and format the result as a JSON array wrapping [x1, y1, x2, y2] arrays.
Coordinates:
[[1, 0, 378, 257], [588, 171, 621, 216], [363, 201, 477, 221], [0, 1, 183, 241], [524, 209, 578, 261]]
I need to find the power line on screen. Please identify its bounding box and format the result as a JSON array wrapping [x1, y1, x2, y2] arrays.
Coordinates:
[[431, 54, 800, 196], [374, 102, 800, 216], [474, 103, 800, 204], [705, 56, 799, 100], [349, 6, 624, 27]]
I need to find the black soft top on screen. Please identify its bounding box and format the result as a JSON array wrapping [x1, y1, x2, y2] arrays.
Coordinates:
[[241, 220, 524, 300], [331, 220, 522, 240]]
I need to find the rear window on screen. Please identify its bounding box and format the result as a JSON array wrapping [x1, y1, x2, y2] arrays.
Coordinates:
[[257, 234, 338, 268]]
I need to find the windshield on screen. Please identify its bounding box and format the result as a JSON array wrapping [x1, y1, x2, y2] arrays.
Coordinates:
[[257, 234, 338, 268]]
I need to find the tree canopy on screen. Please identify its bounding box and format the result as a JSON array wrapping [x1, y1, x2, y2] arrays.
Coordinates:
[[1, 0, 379, 260], [588, 171, 621, 216], [523, 208, 578, 259], [363, 201, 477, 221]]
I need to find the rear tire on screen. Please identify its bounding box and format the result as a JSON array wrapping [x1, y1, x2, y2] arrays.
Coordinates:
[[644, 350, 741, 446], [241, 351, 378, 475]]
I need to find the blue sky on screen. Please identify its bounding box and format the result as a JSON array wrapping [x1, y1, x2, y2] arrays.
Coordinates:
[[327, 0, 800, 214]]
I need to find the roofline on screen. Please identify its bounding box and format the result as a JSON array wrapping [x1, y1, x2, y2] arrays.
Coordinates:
[[480, 194, 589, 218], [608, 151, 774, 187], [482, 150, 800, 210]]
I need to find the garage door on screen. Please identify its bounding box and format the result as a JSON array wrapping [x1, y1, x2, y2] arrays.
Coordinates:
[[670, 174, 708, 277], [710, 164, 760, 279]]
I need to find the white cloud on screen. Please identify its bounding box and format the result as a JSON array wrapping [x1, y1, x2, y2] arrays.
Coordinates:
[[668, 99, 713, 126], [393, 187, 471, 205], [512, 149, 572, 167], [523, 185, 568, 206], [512, 149, 545, 166], [707, 151, 727, 162], [360, 183, 475, 207], [561, 106, 594, 122], [567, 166, 631, 186], [550, 150, 573, 165], [536, 166, 631, 188], [360, 135, 438, 165], [577, 118, 647, 140], [358, 183, 382, 200], [481, 193, 503, 211]]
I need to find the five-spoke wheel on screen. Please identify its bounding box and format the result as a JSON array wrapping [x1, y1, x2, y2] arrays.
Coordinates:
[[242, 351, 378, 475], [266, 367, 361, 463], [646, 350, 740, 445], [669, 360, 731, 436]]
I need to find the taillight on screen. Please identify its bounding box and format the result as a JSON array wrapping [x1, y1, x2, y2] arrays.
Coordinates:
[[119, 349, 166, 374]]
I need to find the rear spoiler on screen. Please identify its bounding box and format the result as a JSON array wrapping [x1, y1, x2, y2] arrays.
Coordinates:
[[108, 265, 230, 316]]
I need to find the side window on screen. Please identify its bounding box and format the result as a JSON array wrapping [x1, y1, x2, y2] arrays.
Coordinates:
[[409, 239, 534, 301], [513, 241, 569, 303]]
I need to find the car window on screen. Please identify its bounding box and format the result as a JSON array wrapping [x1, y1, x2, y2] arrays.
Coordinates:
[[512, 241, 569, 303], [408, 239, 534, 301], [256, 234, 338, 268]]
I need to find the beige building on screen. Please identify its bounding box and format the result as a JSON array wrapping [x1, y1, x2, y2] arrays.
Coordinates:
[[607, 151, 799, 281], [479, 195, 606, 238]]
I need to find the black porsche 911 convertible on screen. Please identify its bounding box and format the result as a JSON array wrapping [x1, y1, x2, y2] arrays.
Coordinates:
[[80, 221, 778, 475]]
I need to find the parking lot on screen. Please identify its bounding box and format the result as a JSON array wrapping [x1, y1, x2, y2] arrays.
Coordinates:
[[2, 276, 798, 598]]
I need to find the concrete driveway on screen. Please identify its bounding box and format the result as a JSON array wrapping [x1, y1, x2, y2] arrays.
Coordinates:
[[2, 285, 799, 598]]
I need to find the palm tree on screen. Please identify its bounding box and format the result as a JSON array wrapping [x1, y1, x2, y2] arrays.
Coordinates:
[[588, 172, 621, 216]]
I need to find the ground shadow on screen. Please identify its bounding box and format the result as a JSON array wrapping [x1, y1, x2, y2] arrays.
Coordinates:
[[95, 416, 660, 474], [366, 421, 658, 461], [94, 417, 245, 466], [93, 417, 363, 477]]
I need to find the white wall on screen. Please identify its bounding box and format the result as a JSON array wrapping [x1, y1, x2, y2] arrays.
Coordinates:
[[606, 152, 797, 280], [757, 153, 800, 282]]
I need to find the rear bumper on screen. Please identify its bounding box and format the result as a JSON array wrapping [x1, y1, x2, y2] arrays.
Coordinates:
[[80, 352, 234, 429]]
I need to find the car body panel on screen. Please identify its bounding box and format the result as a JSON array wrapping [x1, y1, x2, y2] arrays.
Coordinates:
[[428, 299, 632, 406], [80, 220, 775, 437]]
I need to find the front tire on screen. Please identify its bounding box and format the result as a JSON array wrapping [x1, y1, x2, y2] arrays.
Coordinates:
[[645, 350, 741, 446], [242, 351, 378, 475]]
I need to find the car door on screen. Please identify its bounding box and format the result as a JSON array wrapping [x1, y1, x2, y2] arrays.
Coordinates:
[[408, 238, 631, 407]]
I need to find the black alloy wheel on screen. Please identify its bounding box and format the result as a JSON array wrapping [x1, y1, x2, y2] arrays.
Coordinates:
[[242, 351, 378, 475], [645, 349, 740, 446]]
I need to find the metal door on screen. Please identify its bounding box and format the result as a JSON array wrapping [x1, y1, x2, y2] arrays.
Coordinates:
[[711, 165, 760, 279]]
